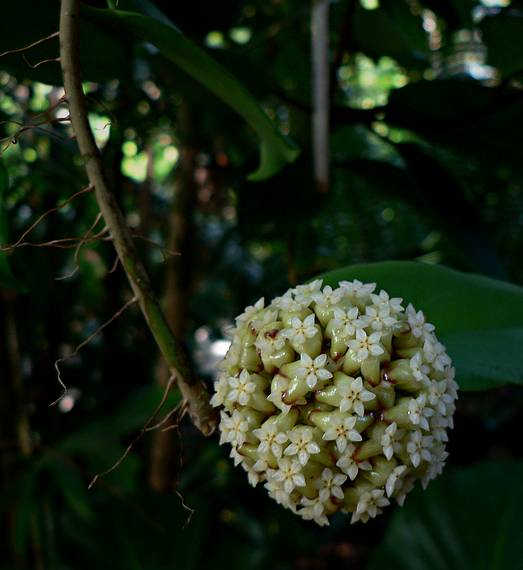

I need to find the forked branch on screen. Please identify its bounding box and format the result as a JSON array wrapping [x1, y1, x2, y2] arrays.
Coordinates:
[[59, 0, 216, 435]]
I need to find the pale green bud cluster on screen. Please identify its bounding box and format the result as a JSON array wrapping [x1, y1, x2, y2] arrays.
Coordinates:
[[212, 279, 458, 525]]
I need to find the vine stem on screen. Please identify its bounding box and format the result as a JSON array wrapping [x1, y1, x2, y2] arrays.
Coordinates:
[[59, 0, 217, 435]]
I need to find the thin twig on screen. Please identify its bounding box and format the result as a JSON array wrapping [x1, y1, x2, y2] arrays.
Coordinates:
[[131, 233, 181, 261], [56, 211, 104, 280], [60, 0, 216, 435], [0, 96, 70, 153], [3, 185, 93, 250], [0, 31, 59, 59], [51, 296, 138, 406], [88, 374, 178, 489], [176, 488, 195, 529], [22, 54, 61, 70], [107, 254, 120, 275], [144, 401, 186, 432], [2, 227, 109, 252]]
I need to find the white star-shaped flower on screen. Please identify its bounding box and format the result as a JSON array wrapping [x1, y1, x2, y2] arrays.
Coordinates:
[[339, 279, 376, 301], [210, 374, 229, 407], [385, 465, 408, 497], [406, 430, 433, 468], [294, 279, 323, 307], [408, 393, 434, 431], [283, 426, 320, 465], [315, 468, 347, 502], [348, 329, 385, 361], [272, 290, 304, 313], [430, 413, 450, 443], [406, 304, 435, 338], [380, 422, 405, 460], [421, 445, 449, 489], [329, 306, 362, 337], [235, 297, 265, 324], [336, 444, 372, 480], [299, 495, 329, 526], [280, 314, 317, 345], [255, 326, 286, 356], [227, 369, 256, 406], [338, 376, 376, 416], [220, 410, 249, 447], [427, 379, 454, 415], [252, 422, 289, 458], [311, 285, 343, 308], [363, 305, 398, 333], [370, 290, 403, 315], [322, 413, 362, 453], [296, 352, 333, 389], [250, 309, 279, 333], [351, 489, 390, 524], [409, 352, 431, 386], [273, 458, 306, 494], [264, 476, 297, 511], [423, 338, 451, 371]]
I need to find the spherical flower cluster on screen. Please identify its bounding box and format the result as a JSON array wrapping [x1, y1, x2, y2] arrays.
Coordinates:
[[212, 279, 458, 526]]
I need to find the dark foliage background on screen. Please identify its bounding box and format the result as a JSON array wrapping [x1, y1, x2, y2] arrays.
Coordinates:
[[1, 0, 522, 568]]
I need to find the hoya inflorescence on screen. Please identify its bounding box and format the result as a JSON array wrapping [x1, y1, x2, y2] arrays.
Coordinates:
[[212, 279, 458, 526]]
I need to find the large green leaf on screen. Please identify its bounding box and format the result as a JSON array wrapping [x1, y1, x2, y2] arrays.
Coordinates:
[[84, 5, 299, 181], [320, 261, 523, 390], [368, 461, 523, 570], [443, 328, 523, 390], [0, 160, 25, 291]]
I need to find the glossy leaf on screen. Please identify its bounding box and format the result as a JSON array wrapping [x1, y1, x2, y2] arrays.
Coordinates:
[[84, 6, 299, 181], [320, 261, 523, 390], [443, 328, 523, 391], [368, 461, 523, 570]]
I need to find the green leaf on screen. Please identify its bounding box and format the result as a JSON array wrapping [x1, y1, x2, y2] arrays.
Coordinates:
[[0, 160, 25, 292], [368, 461, 523, 570], [84, 6, 299, 181], [442, 328, 523, 391], [320, 261, 523, 390]]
